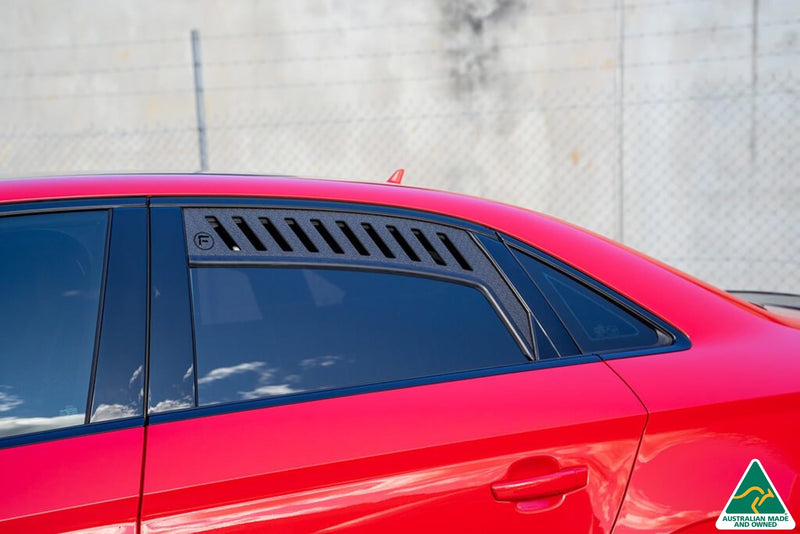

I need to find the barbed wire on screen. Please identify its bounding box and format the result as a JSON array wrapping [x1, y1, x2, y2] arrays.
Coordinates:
[[1, 19, 785, 80], [0, 88, 190, 102], [0, 36, 185, 54], [3, 22, 798, 83], [0, 126, 195, 140], [199, 19, 798, 68], [202, 86, 792, 131], [0, 63, 190, 80], [200, 52, 799, 93], [3, 49, 795, 102], [202, 0, 712, 41]]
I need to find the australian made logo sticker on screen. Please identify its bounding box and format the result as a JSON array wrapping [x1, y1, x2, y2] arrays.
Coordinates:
[[716, 459, 795, 530]]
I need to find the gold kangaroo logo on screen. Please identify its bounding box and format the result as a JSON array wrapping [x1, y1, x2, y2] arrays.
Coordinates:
[[732, 486, 775, 514]]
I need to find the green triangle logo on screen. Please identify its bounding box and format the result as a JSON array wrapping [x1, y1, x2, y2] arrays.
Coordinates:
[[716, 459, 795, 530]]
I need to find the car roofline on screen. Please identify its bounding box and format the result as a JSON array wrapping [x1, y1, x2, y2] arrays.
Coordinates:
[[1, 173, 790, 332]]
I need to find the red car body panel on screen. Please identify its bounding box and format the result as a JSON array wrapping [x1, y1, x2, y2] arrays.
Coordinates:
[[610, 324, 800, 533], [1, 175, 798, 533], [0, 428, 143, 533], [141, 362, 645, 533]]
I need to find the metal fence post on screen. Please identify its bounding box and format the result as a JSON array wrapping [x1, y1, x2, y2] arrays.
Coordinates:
[[191, 29, 209, 172]]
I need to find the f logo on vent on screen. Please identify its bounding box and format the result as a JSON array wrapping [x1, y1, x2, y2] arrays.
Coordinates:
[[194, 232, 214, 250]]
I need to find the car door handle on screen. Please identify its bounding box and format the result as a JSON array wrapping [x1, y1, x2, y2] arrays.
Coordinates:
[[491, 465, 588, 502]]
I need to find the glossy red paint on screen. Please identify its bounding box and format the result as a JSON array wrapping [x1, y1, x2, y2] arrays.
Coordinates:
[[610, 321, 800, 533], [2, 175, 798, 533], [0, 427, 143, 533], [141, 362, 645, 533]]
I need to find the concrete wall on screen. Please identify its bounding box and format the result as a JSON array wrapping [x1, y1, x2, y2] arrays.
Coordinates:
[[0, 0, 798, 292]]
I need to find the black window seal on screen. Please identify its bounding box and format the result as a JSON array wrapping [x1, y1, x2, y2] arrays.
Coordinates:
[[144, 199, 153, 419], [498, 233, 691, 360], [187, 231, 201, 411], [84, 209, 113, 424], [0, 417, 142, 451], [0, 197, 147, 216], [149, 354, 602, 426]]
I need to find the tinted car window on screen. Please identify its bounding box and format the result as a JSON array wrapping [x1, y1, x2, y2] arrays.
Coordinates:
[[0, 211, 108, 438], [191, 267, 526, 406], [514, 251, 667, 353], [89, 208, 148, 422]]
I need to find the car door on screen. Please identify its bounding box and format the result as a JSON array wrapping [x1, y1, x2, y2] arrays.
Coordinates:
[[0, 200, 147, 533], [140, 200, 651, 533]]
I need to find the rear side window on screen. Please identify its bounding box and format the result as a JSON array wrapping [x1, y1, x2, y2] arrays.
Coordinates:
[[190, 267, 526, 406], [0, 211, 108, 438], [514, 251, 669, 354]]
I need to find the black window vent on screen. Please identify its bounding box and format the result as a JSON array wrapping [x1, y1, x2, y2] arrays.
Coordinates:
[[185, 208, 476, 272]]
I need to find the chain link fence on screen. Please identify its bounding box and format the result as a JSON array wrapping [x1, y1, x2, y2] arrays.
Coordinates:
[[0, 0, 798, 293]]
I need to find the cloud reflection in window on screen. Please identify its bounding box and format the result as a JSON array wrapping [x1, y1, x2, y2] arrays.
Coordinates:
[[0, 413, 84, 438]]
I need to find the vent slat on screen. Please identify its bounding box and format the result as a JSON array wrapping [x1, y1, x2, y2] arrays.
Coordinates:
[[259, 217, 292, 251], [233, 217, 266, 251], [336, 221, 370, 256], [311, 219, 344, 254], [412, 229, 446, 266], [206, 216, 240, 251], [386, 225, 420, 262], [285, 218, 319, 253], [438, 233, 472, 271], [361, 223, 395, 259]]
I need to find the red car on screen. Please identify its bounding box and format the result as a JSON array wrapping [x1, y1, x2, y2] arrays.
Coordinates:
[[1, 174, 797, 533]]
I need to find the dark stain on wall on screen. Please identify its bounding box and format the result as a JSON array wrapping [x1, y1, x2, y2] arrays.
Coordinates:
[[441, 0, 523, 96]]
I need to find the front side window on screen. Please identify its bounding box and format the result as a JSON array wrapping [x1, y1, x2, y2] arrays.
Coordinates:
[[0, 211, 108, 438], [191, 267, 526, 406]]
